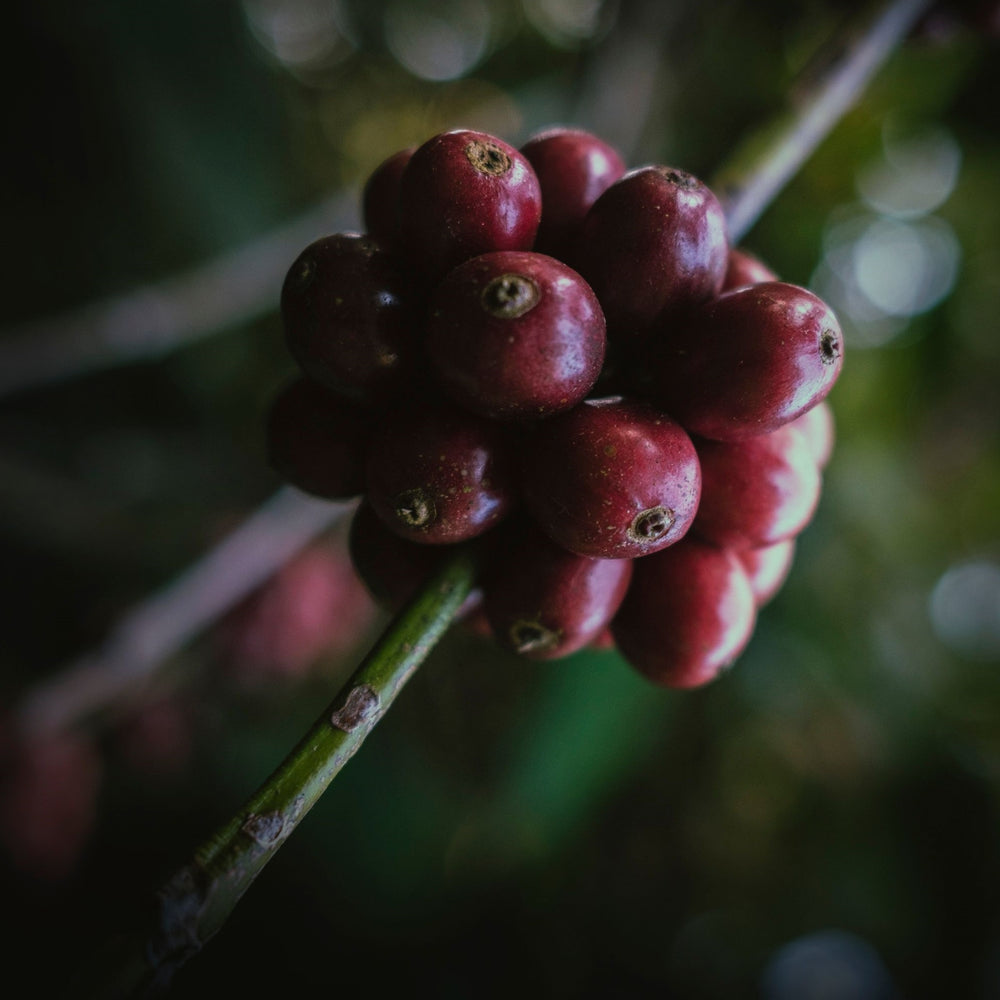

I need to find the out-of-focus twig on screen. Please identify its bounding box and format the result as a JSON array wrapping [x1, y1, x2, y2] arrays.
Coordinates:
[[0, 192, 356, 400], [15, 488, 355, 738], [713, 0, 932, 243]]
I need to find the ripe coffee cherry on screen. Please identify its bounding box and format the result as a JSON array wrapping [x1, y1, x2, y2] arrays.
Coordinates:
[[790, 399, 835, 470], [692, 425, 821, 550], [652, 281, 844, 441], [425, 251, 606, 420], [520, 127, 626, 258], [612, 537, 757, 689], [265, 376, 368, 499], [737, 539, 796, 607], [365, 401, 517, 544], [362, 147, 414, 250], [573, 166, 728, 338], [398, 129, 542, 280], [520, 397, 701, 559], [348, 500, 482, 616], [721, 247, 777, 291], [281, 233, 423, 405], [484, 520, 632, 659]]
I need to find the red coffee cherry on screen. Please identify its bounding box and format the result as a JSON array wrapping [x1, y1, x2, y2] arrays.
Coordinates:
[[721, 247, 777, 292], [265, 377, 368, 500], [692, 425, 821, 550], [483, 520, 632, 659], [652, 281, 844, 441], [520, 397, 701, 559], [365, 401, 517, 544], [362, 147, 414, 250], [573, 166, 728, 339], [790, 400, 835, 470], [425, 251, 606, 420], [520, 126, 626, 259], [348, 500, 482, 616], [398, 129, 542, 280], [612, 537, 757, 689], [281, 233, 423, 405], [737, 539, 796, 607]]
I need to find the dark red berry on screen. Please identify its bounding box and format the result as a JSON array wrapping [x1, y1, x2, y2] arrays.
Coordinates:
[[281, 232, 423, 405], [692, 425, 821, 550], [651, 281, 844, 441], [348, 500, 482, 616], [365, 401, 517, 544], [265, 376, 368, 499], [737, 539, 796, 607], [612, 537, 757, 689], [362, 147, 414, 250], [520, 127, 626, 259], [398, 129, 542, 281], [790, 400, 835, 470], [484, 520, 632, 660], [425, 251, 606, 420], [520, 397, 701, 559], [573, 166, 728, 338], [721, 247, 777, 292]]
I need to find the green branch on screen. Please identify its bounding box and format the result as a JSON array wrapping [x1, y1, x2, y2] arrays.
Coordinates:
[[80, 547, 477, 998]]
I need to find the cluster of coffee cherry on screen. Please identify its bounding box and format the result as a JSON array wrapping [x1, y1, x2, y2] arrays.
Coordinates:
[[267, 126, 842, 689]]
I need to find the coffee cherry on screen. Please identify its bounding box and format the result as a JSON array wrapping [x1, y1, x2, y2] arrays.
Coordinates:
[[721, 247, 777, 291], [281, 233, 423, 405], [790, 399, 835, 470], [737, 539, 796, 607], [265, 376, 368, 499], [348, 500, 482, 616], [398, 129, 542, 281], [692, 425, 821, 550], [484, 520, 632, 659], [520, 397, 701, 559], [425, 251, 606, 420], [520, 127, 626, 259], [365, 401, 517, 544], [612, 537, 757, 689], [651, 281, 844, 441], [362, 147, 414, 250], [573, 166, 728, 338]]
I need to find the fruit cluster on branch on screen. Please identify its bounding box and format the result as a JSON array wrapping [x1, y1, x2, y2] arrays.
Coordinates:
[[268, 126, 843, 689]]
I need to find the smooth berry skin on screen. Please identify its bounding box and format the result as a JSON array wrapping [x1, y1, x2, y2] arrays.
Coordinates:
[[520, 127, 626, 259], [652, 281, 844, 442], [692, 425, 821, 550], [484, 521, 633, 660], [265, 376, 368, 499], [398, 129, 542, 281], [612, 537, 757, 689], [520, 397, 701, 559], [790, 399, 835, 470], [365, 401, 517, 545], [721, 247, 777, 291], [281, 233, 422, 405], [362, 147, 414, 250], [425, 251, 606, 420], [737, 539, 796, 607], [573, 166, 728, 339], [348, 501, 482, 616]]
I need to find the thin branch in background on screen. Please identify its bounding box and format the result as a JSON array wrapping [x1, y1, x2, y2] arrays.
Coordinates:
[[15, 488, 355, 739], [0, 192, 356, 401], [712, 0, 932, 243]]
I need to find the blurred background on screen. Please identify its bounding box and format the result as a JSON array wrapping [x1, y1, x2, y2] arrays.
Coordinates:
[[1, 0, 998, 997]]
